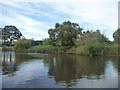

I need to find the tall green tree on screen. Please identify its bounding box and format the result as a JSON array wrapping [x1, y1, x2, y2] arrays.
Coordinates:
[[48, 21, 83, 46], [74, 30, 109, 56], [2, 25, 22, 46], [113, 29, 120, 44]]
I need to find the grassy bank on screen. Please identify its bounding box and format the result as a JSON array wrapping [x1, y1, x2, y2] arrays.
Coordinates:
[[2, 43, 119, 56], [27, 45, 52, 53], [66, 43, 119, 56], [27, 45, 69, 53], [25, 43, 119, 56], [3, 39, 117, 56]]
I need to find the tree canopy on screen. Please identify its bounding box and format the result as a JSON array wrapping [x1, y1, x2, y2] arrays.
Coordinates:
[[48, 21, 83, 46], [2, 25, 22, 46], [113, 29, 120, 44], [14, 38, 33, 52], [75, 30, 109, 47]]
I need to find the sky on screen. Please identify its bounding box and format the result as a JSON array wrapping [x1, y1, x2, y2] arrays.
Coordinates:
[[0, 0, 119, 41]]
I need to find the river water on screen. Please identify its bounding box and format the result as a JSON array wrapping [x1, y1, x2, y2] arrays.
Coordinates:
[[1, 52, 119, 88]]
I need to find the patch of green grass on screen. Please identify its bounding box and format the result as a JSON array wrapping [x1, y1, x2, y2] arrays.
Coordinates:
[[28, 45, 52, 53], [27, 45, 69, 53], [31, 45, 51, 50]]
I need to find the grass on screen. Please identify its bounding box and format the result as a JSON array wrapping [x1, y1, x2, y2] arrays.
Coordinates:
[[12, 42, 120, 56], [27, 45, 69, 53], [28, 45, 52, 53], [31, 45, 52, 50]]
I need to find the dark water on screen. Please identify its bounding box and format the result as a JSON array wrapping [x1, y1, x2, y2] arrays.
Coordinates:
[[1, 52, 119, 88]]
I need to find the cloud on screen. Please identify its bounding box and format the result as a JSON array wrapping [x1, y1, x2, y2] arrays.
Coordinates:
[[1, 0, 119, 2], [0, 1, 119, 41], [118, 2, 120, 28], [0, 3, 50, 40]]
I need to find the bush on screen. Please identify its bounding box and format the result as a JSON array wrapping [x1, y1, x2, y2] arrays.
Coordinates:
[[67, 42, 105, 56], [14, 39, 33, 52], [88, 43, 105, 56], [43, 38, 51, 45], [104, 44, 118, 56]]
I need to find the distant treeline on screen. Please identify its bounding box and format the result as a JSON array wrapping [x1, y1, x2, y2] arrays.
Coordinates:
[[1, 21, 120, 56]]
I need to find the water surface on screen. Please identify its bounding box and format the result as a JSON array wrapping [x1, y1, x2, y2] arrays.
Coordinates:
[[1, 52, 118, 88]]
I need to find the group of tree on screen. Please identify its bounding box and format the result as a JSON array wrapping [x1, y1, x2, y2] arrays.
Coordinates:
[[1, 25, 44, 51], [1, 21, 120, 56], [73, 30, 110, 56], [48, 21, 119, 56], [48, 21, 83, 46]]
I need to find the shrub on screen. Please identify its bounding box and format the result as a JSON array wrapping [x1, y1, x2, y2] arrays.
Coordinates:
[[14, 39, 33, 52], [88, 43, 105, 56]]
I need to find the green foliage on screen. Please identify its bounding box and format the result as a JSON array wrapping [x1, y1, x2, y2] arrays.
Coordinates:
[[113, 29, 120, 44], [2, 45, 7, 52], [88, 43, 105, 56], [28, 45, 52, 53], [30, 45, 51, 50], [68, 30, 108, 56], [75, 30, 109, 47], [28, 45, 69, 53], [53, 46, 69, 53], [14, 39, 33, 52], [1, 22, 118, 56], [48, 21, 83, 46], [2, 45, 13, 51], [2, 25, 23, 46], [43, 38, 51, 45], [104, 44, 118, 56]]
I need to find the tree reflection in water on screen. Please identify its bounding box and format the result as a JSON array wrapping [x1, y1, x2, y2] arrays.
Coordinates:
[[2, 52, 36, 75], [43, 54, 107, 86], [2, 52, 118, 87], [47, 54, 118, 87]]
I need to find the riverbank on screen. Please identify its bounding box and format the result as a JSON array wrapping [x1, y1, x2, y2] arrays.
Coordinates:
[[2, 43, 119, 56], [21, 44, 119, 56], [27, 45, 70, 54], [67, 44, 118, 56]]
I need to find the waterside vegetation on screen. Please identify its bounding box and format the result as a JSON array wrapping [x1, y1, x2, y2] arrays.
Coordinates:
[[1, 21, 120, 56]]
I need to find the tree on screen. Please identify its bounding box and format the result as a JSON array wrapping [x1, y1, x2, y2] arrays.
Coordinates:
[[48, 21, 83, 46], [74, 30, 108, 56], [75, 30, 108, 46], [113, 29, 120, 44], [2, 25, 22, 46], [14, 38, 32, 52], [43, 38, 51, 45]]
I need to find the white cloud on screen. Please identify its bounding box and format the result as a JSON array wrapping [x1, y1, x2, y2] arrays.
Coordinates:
[[47, 2, 118, 41], [1, 0, 119, 3], [0, 1, 119, 41], [0, 11, 49, 40]]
